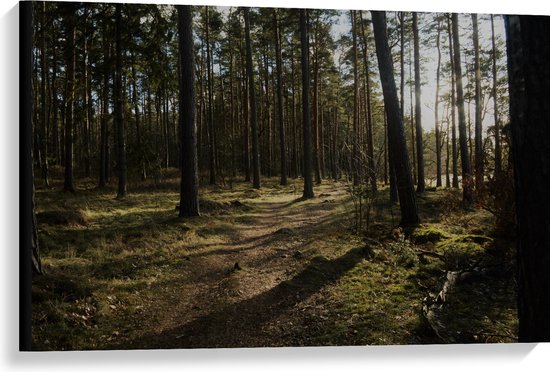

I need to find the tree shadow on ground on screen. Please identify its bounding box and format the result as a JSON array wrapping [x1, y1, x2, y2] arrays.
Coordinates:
[[116, 245, 373, 349]]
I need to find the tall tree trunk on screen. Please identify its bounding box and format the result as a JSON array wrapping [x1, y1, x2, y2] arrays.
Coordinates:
[[39, 1, 49, 187], [83, 5, 91, 178], [491, 15, 502, 178], [206, 7, 216, 185], [472, 14, 484, 195], [62, 3, 76, 193], [241, 40, 251, 182], [506, 14, 550, 342], [351, 10, 360, 186], [413, 12, 425, 193], [273, 10, 287, 186], [99, 35, 109, 188], [300, 9, 314, 199], [115, 3, 127, 198], [51, 24, 60, 166], [22, 0, 43, 278], [359, 11, 377, 193], [447, 15, 459, 188], [387, 109, 399, 203], [244, 7, 261, 189], [177, 5, 200, 217], [291, 44, 299, 179], [372, 11, 419, 225], [451, 13, 473, 204], [332, 105, 339, 180], [445, 108, 451, 188], [312, 16, 322, 185], [263, 49, 273, 178], [408, 33, 416, 185], [434, 18, 443, 188], [399, 12, 405, 124]]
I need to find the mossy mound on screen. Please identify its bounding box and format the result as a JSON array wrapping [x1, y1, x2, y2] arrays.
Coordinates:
[[411, 226, 450, 244], [436, 235, 492, 270]]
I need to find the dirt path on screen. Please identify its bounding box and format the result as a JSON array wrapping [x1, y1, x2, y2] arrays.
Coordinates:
[[126, 184, 353, 349]]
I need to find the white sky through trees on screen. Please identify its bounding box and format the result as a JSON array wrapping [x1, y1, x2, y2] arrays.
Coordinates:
[[217, 6, 507, 134], [329, 11, 507, 133]]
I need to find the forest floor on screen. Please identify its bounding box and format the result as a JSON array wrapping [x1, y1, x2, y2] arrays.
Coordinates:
[[32, 168, 518, 350]]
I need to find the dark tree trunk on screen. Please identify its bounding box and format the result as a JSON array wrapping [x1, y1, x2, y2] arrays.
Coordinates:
[[372, 11, 419, 225], [62, 2, 76, 193], [412, 13, 425, 193], [244, 7, 261, 189], [451, 13, 473, 204], [51, 26, 60, 166], [351, 10, 360, 186], [447, 15, 459, 188], [22, 1, 43, 277], [178, 5, 200, 217], [359, 11, 377, 193], [434, 19, 443, 188], [312, 16, 322, 185], [273, 10, 287, 186], [205, 7, 216, 185], [472, 14, 484, 194], [115, 3, 127, 198], [332, 105, 339, 180], [506, 14, 550, 342], [399, 12, 405, 125], [39, 1, 49, 187], [83, 5, 91, 179], [99, 34, 110, 188], [300, 9, 314, 199], [491, 15, 502, 178]]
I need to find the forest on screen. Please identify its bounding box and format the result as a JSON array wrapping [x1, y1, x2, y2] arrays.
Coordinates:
[[22, 1, 550, 350]]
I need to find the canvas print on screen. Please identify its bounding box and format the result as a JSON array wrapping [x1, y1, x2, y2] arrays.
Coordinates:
[[21, 0, 550, 350]]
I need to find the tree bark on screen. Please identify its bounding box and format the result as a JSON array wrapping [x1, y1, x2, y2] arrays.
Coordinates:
[[62, 3, 76, 193], [99, 33, 110, 188], [506, 14, 550, 342], [447, 15, 459, 188], [115, 3, 127, 198], [372, 11, 419, 225], [178, 5, 200, 217], [359, 11, 377, 193], [351, 10, 360, 186], [412, 12, 425, 193], [300, 9, 314, 199], [472, 14, 484, 194], [244, 7, 261, 189], [451, 13, 473, 204], [206, 7, 217, 185], [491, 15, 502, 178], [312, 15, 322, 185], [273, 10, 288, 186], [39, 1, 49, 187], [434, 18, 443, 188]]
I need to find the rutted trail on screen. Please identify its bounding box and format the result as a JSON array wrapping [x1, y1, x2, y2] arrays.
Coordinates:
[[129, 183, 352, 348]]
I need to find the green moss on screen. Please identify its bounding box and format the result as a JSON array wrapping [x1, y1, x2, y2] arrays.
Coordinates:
[[435, 234, 492, 270], [411, 226, 450, 244]]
